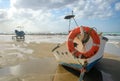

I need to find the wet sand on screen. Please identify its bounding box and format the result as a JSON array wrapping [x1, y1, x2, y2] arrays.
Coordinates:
[[0, 41, 120, 81]]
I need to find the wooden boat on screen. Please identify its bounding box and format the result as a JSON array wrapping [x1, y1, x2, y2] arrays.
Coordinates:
[[52, 13, 108, 81]]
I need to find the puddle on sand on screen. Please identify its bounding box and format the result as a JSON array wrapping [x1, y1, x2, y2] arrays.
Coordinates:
[[0, 57, 57, 81], [0, 43, 33, 68]]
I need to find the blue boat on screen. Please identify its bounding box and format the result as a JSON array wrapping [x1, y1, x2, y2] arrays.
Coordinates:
[[12, 29, 25, 41]]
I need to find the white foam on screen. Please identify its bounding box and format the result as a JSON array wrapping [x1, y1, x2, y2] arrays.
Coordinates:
[[105, 36, 120, 40], [107, 41, 120, 48], [0, 35, 120, 56], [24, 35, 67, 43]]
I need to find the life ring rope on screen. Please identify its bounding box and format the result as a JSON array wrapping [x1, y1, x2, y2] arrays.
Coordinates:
[[68, 39, 74, 42], [67, 26, 100, 58], [93, 43, 100, 46]]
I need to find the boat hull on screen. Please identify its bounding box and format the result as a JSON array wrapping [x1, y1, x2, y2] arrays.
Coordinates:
[[52, 36, 108, 71]]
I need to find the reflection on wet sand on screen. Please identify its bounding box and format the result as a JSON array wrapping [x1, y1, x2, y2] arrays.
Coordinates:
[[0, 58, 57, 81], [0, 42, 33, 68], [0, 55, 120, 81], [0, 41, 120, 81]]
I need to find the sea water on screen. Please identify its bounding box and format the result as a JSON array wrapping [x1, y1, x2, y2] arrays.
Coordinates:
[[103, 33, 120, 56], [0, 34, 120, 56]]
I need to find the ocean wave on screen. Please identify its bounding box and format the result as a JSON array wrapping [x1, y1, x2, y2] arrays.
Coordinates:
[[105, 36, 120, 40], [105, 42, 120, 56], [103, 32, 120, 36], [107, 41, 120, 48]]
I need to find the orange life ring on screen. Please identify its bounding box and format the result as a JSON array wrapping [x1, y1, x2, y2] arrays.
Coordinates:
[[67, 26, 100, 58]]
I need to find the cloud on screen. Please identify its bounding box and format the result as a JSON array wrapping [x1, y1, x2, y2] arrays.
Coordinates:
[[0, 0, 119, 33], [11, 0, 79, 10], [10, 0, 116, 18], [72, 0, 114, 18], [0, 9, 8, 21], [115, 2, 120, 11], [5, 0, 73, 33], [11, 0, 115, 18]]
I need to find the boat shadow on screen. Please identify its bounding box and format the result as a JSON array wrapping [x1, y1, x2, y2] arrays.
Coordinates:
[[62, 65, 102, 81], [61, 58, 120, 81], [96, 58, 120, 81]]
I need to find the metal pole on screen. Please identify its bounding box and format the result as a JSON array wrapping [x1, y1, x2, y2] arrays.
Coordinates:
[[68, 19, 71, 33], [73, 17, 79, 27]]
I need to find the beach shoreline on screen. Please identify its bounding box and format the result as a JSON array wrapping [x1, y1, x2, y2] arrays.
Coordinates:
[[0, 40, 120, 81]]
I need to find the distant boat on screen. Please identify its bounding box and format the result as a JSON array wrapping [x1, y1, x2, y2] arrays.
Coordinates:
[[12, 29, 25, 41], [52, 12, 108, 81]]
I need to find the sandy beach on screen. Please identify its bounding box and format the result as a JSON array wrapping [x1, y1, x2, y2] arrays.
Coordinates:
[[0, 35, 120, 81]]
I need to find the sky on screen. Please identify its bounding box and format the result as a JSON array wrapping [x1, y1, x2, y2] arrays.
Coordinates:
[[0, 0, 120, 33]]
